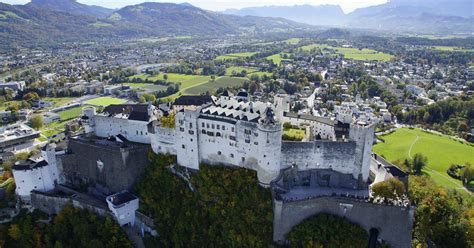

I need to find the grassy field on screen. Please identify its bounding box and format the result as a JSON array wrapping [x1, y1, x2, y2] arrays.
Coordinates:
[[123, 82, 169, 91], [299, 44, 394, 61], [225, 66, 259, 76], [57, 107, 83, 121], [84, 97, 127, 107], [130, 73, 211, 90], [284, 38, 301, 45], [40, 107, 84, 138], [215, 52, 257, 60], [42, 97, 77, 108], [225, 67, 272, 78], [266, 53, 292, 65], [182, 76, 248, 95], [300, 44, 329, 51], [412, 34, 471, 40], [430, 46, 474, 52], [132, 73, 248, 100], [373, 128, 474, 193]]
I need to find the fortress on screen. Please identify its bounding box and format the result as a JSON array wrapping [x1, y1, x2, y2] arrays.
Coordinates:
[[15, 93, 412, 247], [81, 94, 373, 188]]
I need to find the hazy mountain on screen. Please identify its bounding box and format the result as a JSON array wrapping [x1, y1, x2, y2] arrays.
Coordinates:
[[109, 2, 235, 35], [347, 0, 473, 33], [27, 0, 114, 18], [0, 2, 311, 49], [223, 4, 345, 26], [222, 1, 472, 34]]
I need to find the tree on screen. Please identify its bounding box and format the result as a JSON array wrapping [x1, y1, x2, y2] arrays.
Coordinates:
[[163, 74, 168, 81], [23, 92, 40, 102], [160, 113, 176, 128], [8, 224, 21, 241], [30, 115, 43, 130], [139, 96, 146, 103], [457, 122, 469, 133], [371, 177, 405, 200], [412, 153, 428, 175], [461, 163, 473, 185]]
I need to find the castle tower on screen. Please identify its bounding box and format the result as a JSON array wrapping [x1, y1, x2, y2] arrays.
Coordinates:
[[41, 143, 59, 184], [273, 94, 290, 125], [255, 106, 282, 185], [175, 110, 200, 170], [349, 121, 375, 182], [82, 106, 96, 135]]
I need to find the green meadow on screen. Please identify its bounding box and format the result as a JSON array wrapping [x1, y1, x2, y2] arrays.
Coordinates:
[[266, 53, 292, 65], [182, 76, 248, 95], [373, 128, 474, 193], [130, 73, 211, 90], [300, 44, 394, 61], [123, 82, 169, 91], [225, 66, 273, 78], [215, 52, 257, 60], [84, 97, 127, 107], [430, 46, 474, 52]]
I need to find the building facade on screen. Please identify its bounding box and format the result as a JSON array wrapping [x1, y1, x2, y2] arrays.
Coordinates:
[[12, 144, 59, 202]]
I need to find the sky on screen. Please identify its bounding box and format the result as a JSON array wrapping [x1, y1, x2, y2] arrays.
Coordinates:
[[0, 0, 389, 13]]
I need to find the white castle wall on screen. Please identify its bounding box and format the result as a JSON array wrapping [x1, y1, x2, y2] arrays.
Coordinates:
[[13, 147, 59, 201], [151, 127, 177, 155], [94, 116, 151, 144], [169, 110, 282, 185]]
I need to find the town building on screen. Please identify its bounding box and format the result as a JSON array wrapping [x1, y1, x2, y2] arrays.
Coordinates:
[[0, 81, 25, 92], [0, 123, 40, 156]]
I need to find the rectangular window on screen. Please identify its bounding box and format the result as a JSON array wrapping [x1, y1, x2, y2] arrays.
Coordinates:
[[230, 136, 236, 141], [180, 128, 184, 132], [245, 139, 250, 144], [182, 144, 185, 149], [202, 123, 205, 128], [217, 125, 220, 130], [232, 127, 235, 132], [190, 123, 193, 128], [254, 142, 258, 145], [212, 124, 215, 129], [222, 126, 226, 131], [189, 130, 194, 135], [230, 153, 234, 158], [244, 129, 251, 135]]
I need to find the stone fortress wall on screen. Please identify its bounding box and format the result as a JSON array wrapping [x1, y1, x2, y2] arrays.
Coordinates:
[[273, 196, 414, 248], [60, 137, 150, 193]]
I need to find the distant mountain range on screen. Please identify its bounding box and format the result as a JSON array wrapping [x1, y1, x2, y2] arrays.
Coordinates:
[[223, 0, 473, 33], [223, 4, 345, 26], [0, 0, 472, 50], [27, 0, 113, 18], [0, 1, 310, 49]]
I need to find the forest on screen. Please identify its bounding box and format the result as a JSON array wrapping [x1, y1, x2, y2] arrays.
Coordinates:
[[0, 205, 132, 248]]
